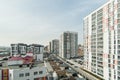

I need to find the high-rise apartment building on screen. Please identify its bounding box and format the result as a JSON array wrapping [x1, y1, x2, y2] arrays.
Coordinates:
[[51, 39, 59, 54], [84, 0, 120, 80], [48, 42, 52, 53], [59, 31, 78, 59]]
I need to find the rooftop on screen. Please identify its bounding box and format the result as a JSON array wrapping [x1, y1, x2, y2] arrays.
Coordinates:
[[0, 61, 44, 70]]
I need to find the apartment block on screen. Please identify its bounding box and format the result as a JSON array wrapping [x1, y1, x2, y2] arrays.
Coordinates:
[[59, 31, 78, 59], [27, 44, 44, 54], [0, 61, 47, 80], [11, 43, 44, 61], [84, 0, 120, 80], [51, 39, 59, 54], [11, 43, 27, 56], [48, 42, 52, 53]]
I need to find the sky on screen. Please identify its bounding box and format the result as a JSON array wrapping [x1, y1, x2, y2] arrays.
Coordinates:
[[0, 0, 108, 46]]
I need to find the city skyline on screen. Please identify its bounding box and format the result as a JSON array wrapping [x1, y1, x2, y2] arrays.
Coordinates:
[[0, 0, 107, 46]]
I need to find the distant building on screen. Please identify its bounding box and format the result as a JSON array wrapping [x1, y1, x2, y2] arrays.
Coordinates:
[[0, 46, 10, 56], [59, 31, 78, 59], [0, 49, 47, 80], [48, 39, 59, 54], [78, 45, 84, 56], [11, 43, 44, 61], [48, 42, 52, 53], [11, 43, 27, 56], [27, 44, 44, 54], [27, 44, 44, 61], [51, 39, 59, 54]]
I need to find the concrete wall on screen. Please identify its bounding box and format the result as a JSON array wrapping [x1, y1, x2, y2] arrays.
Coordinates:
[[9, 66, 47, 80]]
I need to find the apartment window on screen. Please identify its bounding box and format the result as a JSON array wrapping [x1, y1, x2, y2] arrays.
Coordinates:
[[118, 56, 120, 59], [118, 50, 120, 54], [113, 65, 115, 69], [108, 64, 111, 68], [19, 73, 24, 77], [108, 55, 110, 58], [113, 55, 115, 59], [114, 75, 116, 80], [25, 73, 30, 76], [108, 59, 111, 63], [39, 71, 43, 74], [118, 61, 120, 65], [34, 72, 38, 75], [118, 66, 120, 70], [109, 73, 111, 77], [10, 73, 11, 77]]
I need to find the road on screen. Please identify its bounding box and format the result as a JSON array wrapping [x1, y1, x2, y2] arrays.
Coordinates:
[[53, 54, 104, 80]]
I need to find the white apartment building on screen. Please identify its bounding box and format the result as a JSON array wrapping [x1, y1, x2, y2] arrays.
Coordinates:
[[9, 64, 47, 80], [84, 0, 120, 80], [59, 31, 78, 59], [0, 62, 47, 80]]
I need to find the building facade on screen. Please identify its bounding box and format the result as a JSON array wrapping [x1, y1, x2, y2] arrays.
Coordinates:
[[59, 31, 78, 59], [0, 46, 10, 56], [84, 0, 120, 80], [27, 44, 44, 54], [48, 42, 52, 53], [0, 51, 47, 80], [78, 44, 84, 56], [11, 43, 27, 56], [0, 63, 47, 80], [11, 43, 44, 61], [51, 39, 59, 54]]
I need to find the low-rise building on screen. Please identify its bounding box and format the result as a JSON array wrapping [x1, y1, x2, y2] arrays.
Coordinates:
[[11, 43, 44, 61], [0, 46, 10, 57], [11, 43, 27, 56], [0, 56, 47, 80], [27, 44, 44, 61]]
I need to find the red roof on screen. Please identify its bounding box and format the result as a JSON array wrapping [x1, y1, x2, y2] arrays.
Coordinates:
[[23, 56, 33, 64], [9, 56, 23, 61], [9, 56, 34, 64]]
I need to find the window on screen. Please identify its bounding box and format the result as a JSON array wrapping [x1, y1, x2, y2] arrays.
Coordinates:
[[39, 71, 43, 74], [34, 72, 38, 75], [10, 73, 11, 77], [25, 73, 30, 76], [19, 73, 24, 77]]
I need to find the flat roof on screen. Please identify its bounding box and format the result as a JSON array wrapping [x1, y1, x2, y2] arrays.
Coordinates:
[[0, 61, 44, 70]]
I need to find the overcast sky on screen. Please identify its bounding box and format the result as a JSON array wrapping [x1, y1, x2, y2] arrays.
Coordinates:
[[0, 0, 107, 46]]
